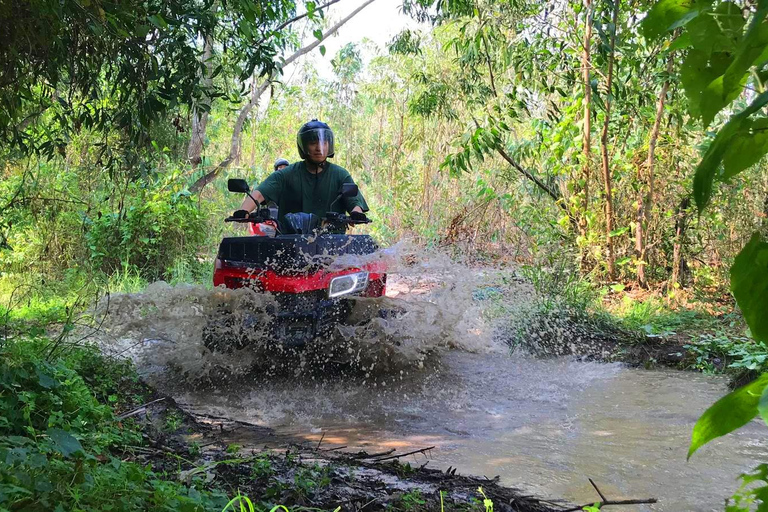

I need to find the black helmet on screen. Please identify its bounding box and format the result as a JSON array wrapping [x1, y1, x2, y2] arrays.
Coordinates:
[[297, 119, 335, 161], [273, 158, 289, 170]]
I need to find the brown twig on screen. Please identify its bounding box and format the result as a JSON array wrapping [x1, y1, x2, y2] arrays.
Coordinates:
[[315, 432, 325, 450], [372, 446, 435, 462]]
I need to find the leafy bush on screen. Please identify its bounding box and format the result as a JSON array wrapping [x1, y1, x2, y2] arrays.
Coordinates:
[[84, 179, 208, 281], [0, 338, 229, 511], [684, 333, 768, 375]]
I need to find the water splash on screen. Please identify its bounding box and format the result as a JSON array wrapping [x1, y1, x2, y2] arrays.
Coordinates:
[[93, 241, 511, 382]]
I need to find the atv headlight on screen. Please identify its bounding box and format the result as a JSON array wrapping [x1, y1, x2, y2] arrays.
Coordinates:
[[328, 271, 369, 298]]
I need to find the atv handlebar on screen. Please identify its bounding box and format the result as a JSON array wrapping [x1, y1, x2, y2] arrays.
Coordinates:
[[225, 212, 371, 225], [323, 212, 371, 225]]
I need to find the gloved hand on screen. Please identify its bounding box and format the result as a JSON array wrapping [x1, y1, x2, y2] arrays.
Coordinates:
[[232, 209, 250, 219], [350, 211, 368, 222]]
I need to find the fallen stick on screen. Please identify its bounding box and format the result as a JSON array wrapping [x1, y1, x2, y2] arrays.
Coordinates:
[[349, 448, 396, 459], [315, 432, 326, 450], [116, 398, 166, 420], [559, 479, 657, 511], [372, 446, 435, 462], [559, 498, 658, 511], [320, 445, 348, 452]]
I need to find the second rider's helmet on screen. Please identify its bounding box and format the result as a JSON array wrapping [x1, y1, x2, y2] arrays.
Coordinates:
[[296, 119, 335, 160], [273, 158, 289, 171]]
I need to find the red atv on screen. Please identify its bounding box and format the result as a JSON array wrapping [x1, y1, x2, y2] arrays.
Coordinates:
[[203, 179, 386, 352]]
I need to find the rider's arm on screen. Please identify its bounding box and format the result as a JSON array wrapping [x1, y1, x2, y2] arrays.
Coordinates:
[[240, 171, 284, 213], [239, 190, 266, 213]]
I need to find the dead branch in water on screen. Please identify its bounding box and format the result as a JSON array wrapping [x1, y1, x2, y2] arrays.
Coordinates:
[[347, 448, 396, 459], [558, 479, 657, 511], [372, 446, 435, 462]]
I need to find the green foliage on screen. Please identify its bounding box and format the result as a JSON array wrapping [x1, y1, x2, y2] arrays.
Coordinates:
[[400, 490, 427, 510], [726, 464, 768, 511], [689, 374, 768, 458], [0, 0, 304, 158], [0, 338, 229, 511], [731, 234, 768, 343], [684, 332, 768, 373], [644, 0, 768, 213], [84, 178, 208, 280], [614, 297, 713, 336], [164, 411, 184, 433]]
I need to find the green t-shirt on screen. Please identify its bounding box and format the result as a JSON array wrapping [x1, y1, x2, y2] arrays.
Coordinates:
[[255, 161, 368, 230]]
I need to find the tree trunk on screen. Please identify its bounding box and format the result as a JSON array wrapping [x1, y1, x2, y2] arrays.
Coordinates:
[[580, 0, 593, 245], [187, 36, 213, 166], [671, 197, 690, 288], [189, 0, 379, 194], [600, 0, 619, 280], [189, 78, 270, 193], [636, 51, 674, 287]]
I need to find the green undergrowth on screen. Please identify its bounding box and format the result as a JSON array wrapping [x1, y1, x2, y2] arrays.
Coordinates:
[[492, 265, 766, 375], [0, 335, 234, 511]]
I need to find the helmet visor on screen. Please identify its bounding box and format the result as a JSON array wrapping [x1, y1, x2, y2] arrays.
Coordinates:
[[298, 128, 334, 161]]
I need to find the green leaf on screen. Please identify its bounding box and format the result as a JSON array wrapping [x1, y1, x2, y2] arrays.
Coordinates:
[[641, 0, 711, 40], [319, 45, 326, 56], [686, 2, 743, 56], [722, 1, 768, 104], [731, 233, 768, 343], [758, 384, 768, 426], [147, 14, 168, 30], [610, 283, 626, 292], [679, 50, 733, 124], [47, 428, 84, 457], [36, 369, 57, 389], [313, 29, 323, 40], [693, 90, 768, 211], [609, 226, 629, 237], [688, 373, 768, 459], [722, 118, 768, 178], [669, 31, 692, 50]]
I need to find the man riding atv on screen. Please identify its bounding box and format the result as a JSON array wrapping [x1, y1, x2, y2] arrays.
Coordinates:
[[204, 120, 384, 353], [234, 120, 368, 229]]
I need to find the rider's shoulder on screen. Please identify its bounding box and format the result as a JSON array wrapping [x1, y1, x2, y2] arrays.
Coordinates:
[[327, 162, 351, 176]]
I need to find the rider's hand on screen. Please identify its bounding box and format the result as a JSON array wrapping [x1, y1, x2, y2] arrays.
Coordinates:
[[232, 209, 250, 219], [350, 211, 368, 222]]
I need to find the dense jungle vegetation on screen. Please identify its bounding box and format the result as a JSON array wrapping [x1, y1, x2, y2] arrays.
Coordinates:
[[2, 0, 768, 509]]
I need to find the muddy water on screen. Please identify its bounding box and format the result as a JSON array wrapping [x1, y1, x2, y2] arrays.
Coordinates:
[[167, 352, 765, 511], [94, 246, 767, 511]]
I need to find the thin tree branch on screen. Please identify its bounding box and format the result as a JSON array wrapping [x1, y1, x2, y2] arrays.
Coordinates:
[[255, 0, 345, 46]]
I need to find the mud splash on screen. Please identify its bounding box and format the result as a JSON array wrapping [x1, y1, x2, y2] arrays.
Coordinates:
[[95, 242, 508, 382]]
